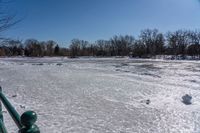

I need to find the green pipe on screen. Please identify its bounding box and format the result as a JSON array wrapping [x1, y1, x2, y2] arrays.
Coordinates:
[[0, 120, 7, 133], [0, 87, 22, 129], [0, 86, 40, 133], [0, 97, 7, 133]]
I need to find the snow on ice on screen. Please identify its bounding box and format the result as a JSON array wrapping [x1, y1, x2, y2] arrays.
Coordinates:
[[0, 57, 200, 132]]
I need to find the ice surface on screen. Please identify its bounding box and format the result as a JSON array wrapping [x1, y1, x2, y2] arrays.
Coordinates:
[[0, 57, 200, 132]]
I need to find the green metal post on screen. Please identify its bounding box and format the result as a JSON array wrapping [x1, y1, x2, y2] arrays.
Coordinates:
[[0, 86, 40, 133], [0, 94, 7, 133], [19, 111, 40, 133], [0, 120, 7, 133], [0, 86, 22, 129]]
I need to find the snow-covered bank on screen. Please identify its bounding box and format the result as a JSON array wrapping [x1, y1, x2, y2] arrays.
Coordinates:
[[0, 57, 200, 132]]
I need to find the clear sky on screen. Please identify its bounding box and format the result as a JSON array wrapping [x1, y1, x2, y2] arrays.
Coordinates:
[[3, 0, 200, 46]]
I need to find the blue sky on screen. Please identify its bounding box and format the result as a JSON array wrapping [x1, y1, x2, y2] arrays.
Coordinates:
[[3, 0, 200, 46]]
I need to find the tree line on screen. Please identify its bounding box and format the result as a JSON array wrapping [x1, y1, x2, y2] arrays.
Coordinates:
[[1, 29, 200, 59]]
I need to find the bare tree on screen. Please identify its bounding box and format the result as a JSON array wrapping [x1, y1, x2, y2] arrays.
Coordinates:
[[46, 40, 56, 56], [139, 29, 164, 56], [0, 1, 19, 33], [166, 30, 190, 58], [132, 40, 146, 58], [24, 39, 40, 56], [187, 30, 200, 58], [110, 35, 134, 56], [69, 39, 81, 57]]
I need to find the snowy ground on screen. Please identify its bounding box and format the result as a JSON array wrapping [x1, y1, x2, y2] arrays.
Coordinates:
[[0, 57, 200, 133]]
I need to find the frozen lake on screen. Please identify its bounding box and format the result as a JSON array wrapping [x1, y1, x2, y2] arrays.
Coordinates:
[[0, 57, 200, 133]]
